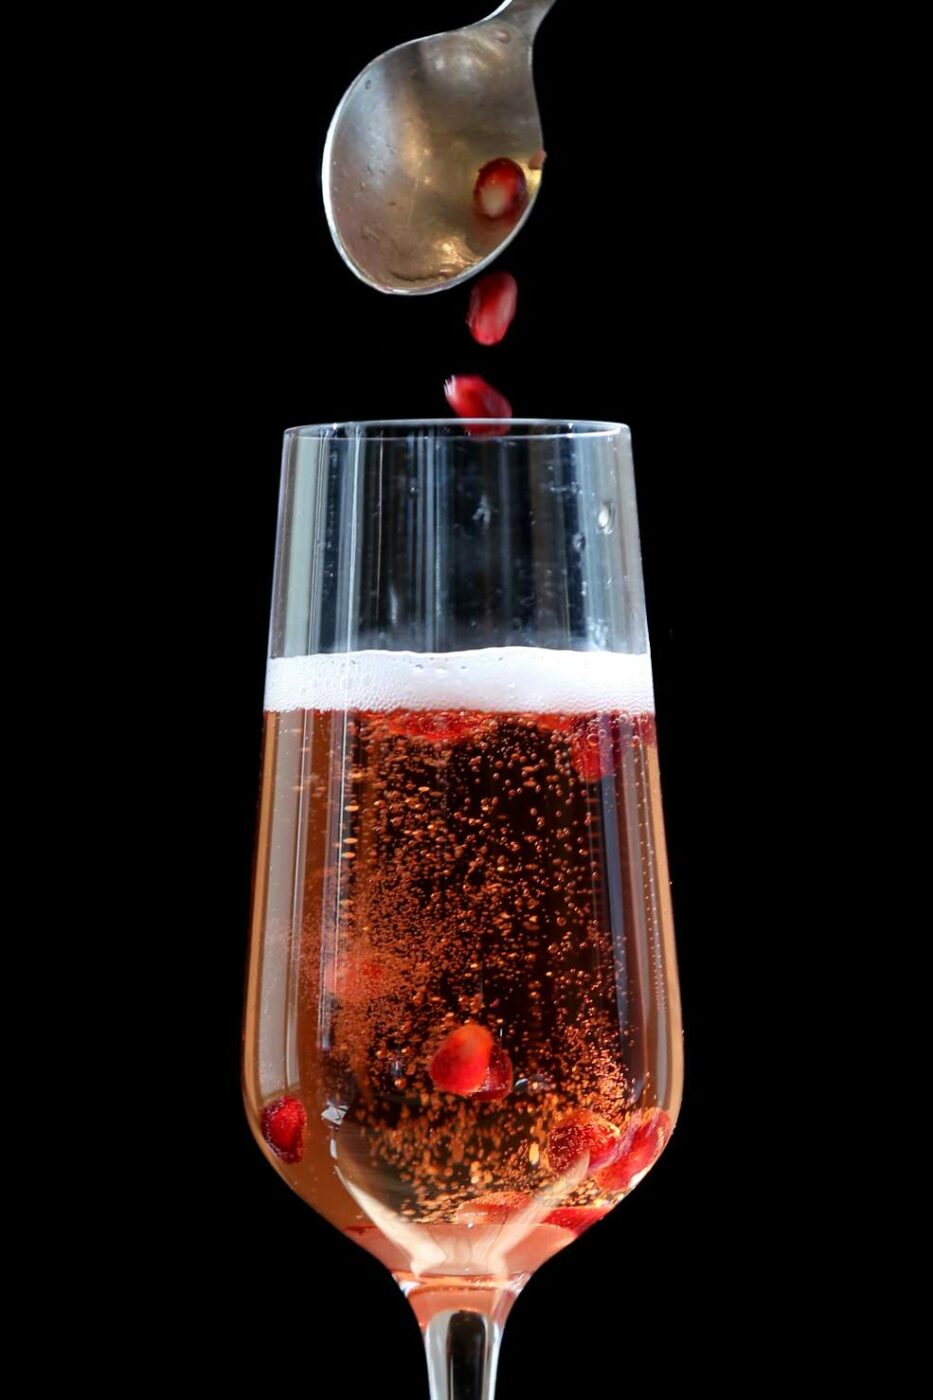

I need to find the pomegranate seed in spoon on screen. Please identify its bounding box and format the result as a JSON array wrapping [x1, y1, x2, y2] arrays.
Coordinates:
[[474, 158, 528, 220]]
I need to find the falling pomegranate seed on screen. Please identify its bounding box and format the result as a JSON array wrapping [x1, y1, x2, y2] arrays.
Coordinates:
[[594, 1108, 673, 1193], [467, 271, 518, 347], [472, 1043, 514, 1102], [474, 157, 528, 220], [429, 1022, 494, 1096], [528, 148, 547, 172], [261, 1095, 307, 1164], [545, 1110, 621, 1176], [542, 1207, 609, 1236], [444, 374, 512, 436]]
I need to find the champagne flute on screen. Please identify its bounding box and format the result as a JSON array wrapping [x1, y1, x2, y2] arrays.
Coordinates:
[[243, 420, 682, 1400]]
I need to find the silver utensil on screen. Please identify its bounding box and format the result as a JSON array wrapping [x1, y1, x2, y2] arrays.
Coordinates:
[[323, 0, 557, 295]]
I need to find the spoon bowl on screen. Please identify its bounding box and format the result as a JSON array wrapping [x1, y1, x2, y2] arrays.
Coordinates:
[[323, 0, 556, 294]]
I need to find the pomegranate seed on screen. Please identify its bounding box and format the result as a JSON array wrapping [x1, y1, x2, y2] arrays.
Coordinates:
[[545, 1110, 621, 1176], [429, 1023, 494, 1096], [472, 1043, 514, 1102], [531, 713, 574, 734], [444, 375, 512, 436], [380, 709, 489, 745], [467, 272, 518, 347], [455, 1191, 532, 1223], [569, 716, 623, 783], [594, 1108, 672, 1193], [334, 947, 400, 1004], [542, 1207, 609, 1236], [632, 713, 658, 747], [569, 711, 657, 781], [261, 1095, 307, 1164], [528, 148, 547, 172], [474, 157, 528, 220]]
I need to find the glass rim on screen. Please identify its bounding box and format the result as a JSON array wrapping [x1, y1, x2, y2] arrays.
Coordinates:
[[284, 419, 629, 443]]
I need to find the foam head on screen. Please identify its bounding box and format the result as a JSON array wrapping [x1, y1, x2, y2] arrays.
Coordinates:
[[265, 648, 655, 714]]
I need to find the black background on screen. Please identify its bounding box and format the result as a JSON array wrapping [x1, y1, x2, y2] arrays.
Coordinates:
[[127, 4, 796, 1391]]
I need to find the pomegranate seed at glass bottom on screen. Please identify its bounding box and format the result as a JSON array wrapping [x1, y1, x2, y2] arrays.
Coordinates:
[[455, 1191, 532, 1224], [593, 1108, 673, 1193], [474, 157, 528, 220], [261, 1095, 308, 1164], [467, 271, 518, 346], [444, 375, 512, 436], [429, 1022, 494, 1096], [472, 1043, 514, 1102], [546, 1110, 621, 1176]]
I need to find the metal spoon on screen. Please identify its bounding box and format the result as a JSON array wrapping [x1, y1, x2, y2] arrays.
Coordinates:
[[323, 0, 557, 295]]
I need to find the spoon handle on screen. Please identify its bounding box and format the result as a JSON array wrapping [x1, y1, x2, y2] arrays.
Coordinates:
[[486, 0, 558, 41]]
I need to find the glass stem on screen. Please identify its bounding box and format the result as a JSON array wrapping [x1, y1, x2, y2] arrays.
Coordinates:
[[403, 1283, 519, 1400]]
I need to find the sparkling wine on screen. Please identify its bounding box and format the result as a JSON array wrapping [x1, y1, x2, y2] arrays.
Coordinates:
[[243, 648, 682, 1283]]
